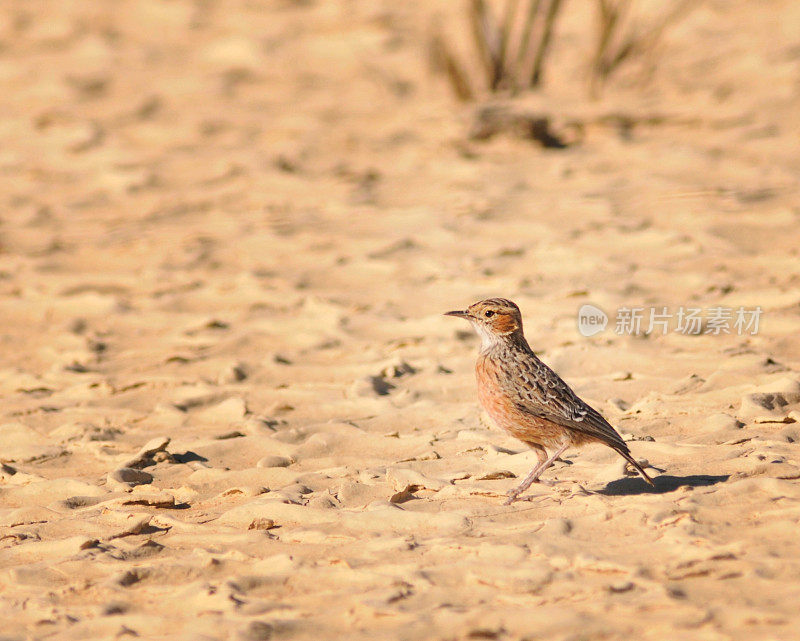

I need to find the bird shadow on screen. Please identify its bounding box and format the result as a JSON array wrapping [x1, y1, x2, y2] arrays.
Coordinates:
[[599, 474, 729, 496]]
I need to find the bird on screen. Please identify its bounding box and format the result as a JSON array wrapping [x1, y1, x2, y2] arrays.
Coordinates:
[[445, 297, 654, 504]]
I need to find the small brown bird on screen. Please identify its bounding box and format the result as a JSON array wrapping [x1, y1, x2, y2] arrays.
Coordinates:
[[446, 298, 654, 503]]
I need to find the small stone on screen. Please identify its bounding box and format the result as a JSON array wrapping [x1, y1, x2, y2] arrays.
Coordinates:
[[137, 436, 171, 458], [478, 470, 516, 480], [248, 518, 276, 530], [256, 455, 293, 468], [123, 436, 170, 468], [108, 467, 153, 488], [120, 492, 175, 508], [608, 580, 634, 593], [171, 486, 199, 504]]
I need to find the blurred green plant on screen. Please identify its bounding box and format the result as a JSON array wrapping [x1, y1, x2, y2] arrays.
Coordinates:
[[590, 0, 695, 96], [431, 0, 564, 100], [431, 0, 697, 101]]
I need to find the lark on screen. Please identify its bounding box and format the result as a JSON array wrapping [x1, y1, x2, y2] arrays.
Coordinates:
[[446, 298, 654, 504]]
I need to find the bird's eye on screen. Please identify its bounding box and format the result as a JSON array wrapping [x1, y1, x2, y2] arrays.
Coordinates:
[[484, 310, 495, 318]]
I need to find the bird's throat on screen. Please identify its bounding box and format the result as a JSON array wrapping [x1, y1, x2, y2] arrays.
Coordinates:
[[474, 323, 527, 353]]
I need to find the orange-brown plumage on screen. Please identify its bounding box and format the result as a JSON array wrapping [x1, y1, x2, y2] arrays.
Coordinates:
[[446, 298, 654, 503], [476, 354, 565, 446]]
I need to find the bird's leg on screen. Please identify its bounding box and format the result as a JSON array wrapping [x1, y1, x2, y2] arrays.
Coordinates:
[[504, 442, 569, 505], [529, 448, 556, 487], [523, 444, 551, 485]]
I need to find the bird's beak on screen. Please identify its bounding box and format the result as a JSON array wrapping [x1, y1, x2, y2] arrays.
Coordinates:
[[444, 309, 470, 318]]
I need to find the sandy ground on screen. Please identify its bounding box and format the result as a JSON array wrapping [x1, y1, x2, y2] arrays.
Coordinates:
[[2, 1, 800, 639]]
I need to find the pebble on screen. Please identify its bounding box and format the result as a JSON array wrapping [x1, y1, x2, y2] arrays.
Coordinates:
[[119, 492, 175, 508], [123, 436, 170, 469], [247, 518, 276, 530], [108, 467, 153, 488], [477, 470, 516, 480], [256, 455, 293, 468]]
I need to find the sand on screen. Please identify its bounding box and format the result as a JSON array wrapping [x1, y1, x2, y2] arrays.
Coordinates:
[[1, 1, 800, 639]]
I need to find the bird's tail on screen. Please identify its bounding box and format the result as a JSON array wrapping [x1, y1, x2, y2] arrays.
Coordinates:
[[615, 447, 655, 485]]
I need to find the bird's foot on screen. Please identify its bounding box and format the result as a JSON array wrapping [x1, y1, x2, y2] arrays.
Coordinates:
[[503, 478, 558, 504]]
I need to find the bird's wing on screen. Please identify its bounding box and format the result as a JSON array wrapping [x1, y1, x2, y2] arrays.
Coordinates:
[[509, 355, 629, 452]]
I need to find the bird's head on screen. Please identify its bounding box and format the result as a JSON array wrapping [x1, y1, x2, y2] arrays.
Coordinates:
[[445, 298, 524, 348]]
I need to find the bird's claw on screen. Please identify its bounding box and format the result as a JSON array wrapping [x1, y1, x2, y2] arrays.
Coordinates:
[[503, 478, 558, 504]]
